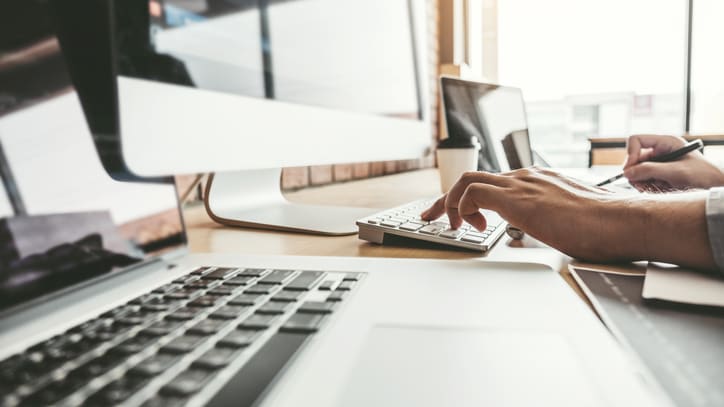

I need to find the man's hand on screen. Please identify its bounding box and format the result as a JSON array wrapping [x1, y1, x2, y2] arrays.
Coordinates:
[[623, 134, 724, 190], [420, 167, 716, 270], [421, 167, 636, 262]]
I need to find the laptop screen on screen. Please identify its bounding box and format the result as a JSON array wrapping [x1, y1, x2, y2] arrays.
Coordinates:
[[0, 1, 186, 314], [441, 77, 532, 172]]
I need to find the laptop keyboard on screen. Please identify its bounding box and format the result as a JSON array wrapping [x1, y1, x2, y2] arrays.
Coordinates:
[[1, 267, 362, 407], [357, 199, 507, 252]]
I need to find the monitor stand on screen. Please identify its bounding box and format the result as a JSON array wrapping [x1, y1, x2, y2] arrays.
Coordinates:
[[203, 169, 377, 236]]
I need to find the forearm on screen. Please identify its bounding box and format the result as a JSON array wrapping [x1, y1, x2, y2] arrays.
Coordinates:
[[627, 191, 717, 270]]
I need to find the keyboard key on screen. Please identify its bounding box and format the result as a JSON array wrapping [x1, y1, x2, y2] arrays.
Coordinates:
[[326, 290, 347, 302], [206, 286, 240, 297], [399, 222, 424, 231], [60, 332, 97, 354], [74, 353, 126, 380], [185, 279, 220, 290], [2, 356, 44, 388], [187, 295, 220, 308], [257, 269, 295, 285], [280, 313, 325, 333], [460, 235, 484, 244], [161, 335, 207, 354], [298, 301, 336, 314], [129, 293, 163, 305], [165, 288, 203, 301], [190, 267, 212, 276], [228, 293, 264, 306], [318, 280, 336, 291], [335, 281, 355, 291], [141, 303, 172, 313], [270, 290, 305, 302], [216, 330, 260, 348], [130, 353, 181, 377], [439, 228, 465, 239], [116, 314, 155, 326], [166, 307, 203, 321], [192, 347, 240, 370], [244, 284, 278, 295], [201, 267, 238, 280], [284, 271, 325, 291], [188, 319, 232, 336], [161, 368, 216, 396], [189, 267, 215, 277], [100, 306, 137, 320], [112, 335, 158, 355], [223, 275, 254, 286], [239, 314, 278, 330], [85, 375, 148, 405], [84, 328, 120, 344], [152, 283, 180, 294], [20, 374, 85, 405], [239, 268, 267, 277], [380, 220, 401, 228], [140, 320, 185, 337], [256, 301, 292, 315], [419, 224, 446, 235], [172, 275, 198, 285], [210, 305, 250, 320], [342, 273, 363, 281]]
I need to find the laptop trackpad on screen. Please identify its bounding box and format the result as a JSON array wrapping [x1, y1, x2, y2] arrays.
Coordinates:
[[338, 325, 602, 407]]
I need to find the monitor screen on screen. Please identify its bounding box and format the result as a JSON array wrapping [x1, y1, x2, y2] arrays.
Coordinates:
[[0, 0, 186, 314], [441, 78, 531, 172], [122, 0, 422, 120]]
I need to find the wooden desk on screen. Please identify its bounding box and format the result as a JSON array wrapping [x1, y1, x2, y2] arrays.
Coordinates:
[[184, 169, 582, 299]]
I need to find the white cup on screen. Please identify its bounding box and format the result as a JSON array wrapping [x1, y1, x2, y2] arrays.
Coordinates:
[[436, 144, 480, 193]]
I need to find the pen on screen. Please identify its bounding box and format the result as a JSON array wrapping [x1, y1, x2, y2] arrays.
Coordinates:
[[596, 139, 704, 187]]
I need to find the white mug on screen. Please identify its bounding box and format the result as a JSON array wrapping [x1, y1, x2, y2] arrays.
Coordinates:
[[436, 144, 480, 193]]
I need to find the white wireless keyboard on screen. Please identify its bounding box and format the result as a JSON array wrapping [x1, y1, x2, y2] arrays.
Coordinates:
[[356, 199, 507, 252]]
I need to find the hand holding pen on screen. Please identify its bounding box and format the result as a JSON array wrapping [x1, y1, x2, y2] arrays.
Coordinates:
[[597, 137, 707, 187]]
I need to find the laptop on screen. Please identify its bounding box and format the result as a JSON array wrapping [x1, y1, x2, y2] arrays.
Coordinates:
[[439, 77, 534, 173], [1, 16, 666, 407]]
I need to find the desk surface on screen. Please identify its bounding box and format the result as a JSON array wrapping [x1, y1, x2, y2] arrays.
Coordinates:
[[184, 169, 583, 299]]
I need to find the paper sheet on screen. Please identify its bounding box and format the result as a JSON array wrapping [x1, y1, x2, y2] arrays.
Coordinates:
[[642, 263, 724, 308]]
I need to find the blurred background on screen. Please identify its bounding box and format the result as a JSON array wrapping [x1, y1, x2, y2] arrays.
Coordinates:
[[274, 0, 724, 189]]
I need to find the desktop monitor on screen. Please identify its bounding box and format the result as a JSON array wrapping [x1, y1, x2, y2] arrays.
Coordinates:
[[50, 0, 432, 235]]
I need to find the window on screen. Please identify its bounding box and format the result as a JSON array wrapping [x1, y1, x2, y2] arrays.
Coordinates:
[[496, 0, 688, 166]]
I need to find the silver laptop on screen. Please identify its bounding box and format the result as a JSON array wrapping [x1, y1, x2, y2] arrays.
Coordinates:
[[1, 19, 666, 407], [0, 99, 670, 407]]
